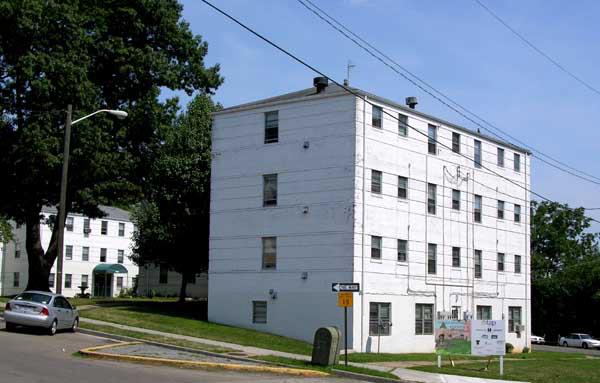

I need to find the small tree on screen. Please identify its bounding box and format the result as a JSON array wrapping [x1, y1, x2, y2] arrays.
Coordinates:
[[131, 94, 215, 301]]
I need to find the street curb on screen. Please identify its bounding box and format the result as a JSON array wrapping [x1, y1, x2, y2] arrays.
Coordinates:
[[78, 341, 330, 377]]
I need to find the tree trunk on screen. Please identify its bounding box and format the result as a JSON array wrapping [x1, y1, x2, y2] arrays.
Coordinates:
[[179, 273, 188, 303], [24, 209, 59, 292]]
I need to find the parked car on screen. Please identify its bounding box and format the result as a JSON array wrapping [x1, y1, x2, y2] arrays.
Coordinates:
[[3, 291, 79, 335], [531, 335, 545, 344], [559, 333, 600, 349]]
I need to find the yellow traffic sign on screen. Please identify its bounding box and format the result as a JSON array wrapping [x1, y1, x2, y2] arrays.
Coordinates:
[[338, 292, 353, 307]]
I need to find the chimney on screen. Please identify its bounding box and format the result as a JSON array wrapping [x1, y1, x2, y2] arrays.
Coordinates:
[[313, 77, 329, 93], [405, 96, 418, 109]]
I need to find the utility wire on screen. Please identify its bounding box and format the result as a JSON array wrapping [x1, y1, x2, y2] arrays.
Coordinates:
[[473, 0, 600, 98], [296, 0, 600, 186], [198, 0, 600, 225]]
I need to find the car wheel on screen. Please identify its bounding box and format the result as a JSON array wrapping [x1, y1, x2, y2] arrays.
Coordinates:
[[563, 342, 568, 347], [71, 318, 79, 332], [5, 322, 16, 331], [583, 343, 588, 349], [48, 320, 58, 336]]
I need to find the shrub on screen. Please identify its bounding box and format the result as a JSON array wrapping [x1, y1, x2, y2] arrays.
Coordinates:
[[523, 346, 530, 353], [506, 343, 514, 353]]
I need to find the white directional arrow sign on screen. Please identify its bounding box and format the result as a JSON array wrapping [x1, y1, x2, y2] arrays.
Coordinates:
[[332, 283, 360, 292]]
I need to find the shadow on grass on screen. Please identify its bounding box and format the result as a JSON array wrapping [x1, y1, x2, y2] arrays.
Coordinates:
[[82, 300, 208, 321]]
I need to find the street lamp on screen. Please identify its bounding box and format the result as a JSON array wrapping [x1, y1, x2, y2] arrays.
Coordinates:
[[55, 105, 128, 294]]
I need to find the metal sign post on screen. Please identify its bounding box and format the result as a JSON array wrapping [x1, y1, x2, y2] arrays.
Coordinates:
[[334, 282, 359, 367]]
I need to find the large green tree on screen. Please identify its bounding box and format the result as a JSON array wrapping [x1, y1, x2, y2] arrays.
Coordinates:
[[531, 201, 600, 341], [131, 94, 215, 301], [0, 0, 222, 290]]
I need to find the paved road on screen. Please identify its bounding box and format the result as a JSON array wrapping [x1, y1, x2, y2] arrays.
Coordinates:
[[0, 321, 359, 383], [533, 344, 600, 356]]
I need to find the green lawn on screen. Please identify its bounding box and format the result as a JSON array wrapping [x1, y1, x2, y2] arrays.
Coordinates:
[[254, 355, 399, 380], [80, 301, 313, 355], [79, 322, 235, 353], [68, 297, 177, 308], [412, 353, 600, 383], [347, 350, 581, 363]]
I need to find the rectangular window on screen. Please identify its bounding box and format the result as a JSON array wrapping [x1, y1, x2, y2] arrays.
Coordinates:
[[474, 139, 482, 168], [497, 148, 505, 167], [427, 243, 437, 274], [65, 245, 73, 260], [117, 276, 124, 289], [371, 236, 382, 260], [514, 153, 521, 172], [83, 218, 91, 237], [101, 220, 108, 235], [497, 253, 505, 272], [48, 273, 55, 289], [514, 204, 521, 223], [159, 264, 168, 284], [13, 272, 20, 287], [476, 305, 492, 320], [397, 176, 408, 199], [427, 183, 437, 215], [262, 237, 277, 270], [263, 174, 278, 207], [415, 304, 434, 335], [452, 132, 460, 153], [371, 170, 382, 194], [252, 301, 267, 324], [514, 254, 522, 274], [64, 274, 72, 289], [452, 189, 461, 210], [264, 111, 279, 144], [100, 248, 107, 262], [452, 306, 461, 320], [81, 275, 89, 288], [372, 105, 383, 128], [397, 239, 407, 262], [428, 124, 437, 154], [66, 216, 74, 232], [508, 306, 522, 332], [118, 249, 124, 264], [498, 200, 505, 219], [83, 218, 92, 238], [82, 247, 89, 262], [398, 113, 408, 136], [474, 195, 482, 223], [14, 242, 20, 258], [452, 247, 461, 267], [369, 302, 391, 336], [475, 250, 482, 279], [118, 222, 125, 237]]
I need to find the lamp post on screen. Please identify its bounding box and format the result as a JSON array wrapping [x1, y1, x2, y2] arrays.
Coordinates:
[[55, 105, 127, 294]]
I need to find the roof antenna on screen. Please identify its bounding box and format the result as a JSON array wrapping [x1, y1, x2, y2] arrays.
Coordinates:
[[344, 60, 355, 86]]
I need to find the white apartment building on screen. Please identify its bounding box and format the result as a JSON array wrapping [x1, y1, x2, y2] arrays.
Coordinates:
[[0, 206, 138, 298], [208, 78, 531, 353]]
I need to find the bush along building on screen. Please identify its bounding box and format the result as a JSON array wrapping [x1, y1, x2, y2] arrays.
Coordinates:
[[0, 206, 138, 298], [208, 78, 531, 353]]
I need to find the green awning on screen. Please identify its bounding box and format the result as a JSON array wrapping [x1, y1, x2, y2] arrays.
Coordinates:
[[93, 264, 129, 274]]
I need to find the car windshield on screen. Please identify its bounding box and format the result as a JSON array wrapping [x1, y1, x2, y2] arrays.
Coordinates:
[[581, 334, 592, 339], [14, 292, 52, 304]]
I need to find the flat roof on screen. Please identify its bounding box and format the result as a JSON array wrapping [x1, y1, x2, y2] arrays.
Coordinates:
[[214, 84, 531, 155]]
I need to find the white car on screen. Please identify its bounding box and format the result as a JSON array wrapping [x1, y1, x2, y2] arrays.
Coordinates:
[[531, 335, 545, 344], [559, 333, 600, 349]]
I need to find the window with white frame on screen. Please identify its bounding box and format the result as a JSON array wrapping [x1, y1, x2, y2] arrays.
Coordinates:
[[475, 250, 482, 278], [474, 195, 482, 223], [452, 189, 460, 210], [13, 272, 20, 287], [118, 249, 124, 264], [474, 139, 482, 168], [101, 220, 108, 235], [452, 247, 461, 267], [477, 305, 492, 320], [64, 274, 72, 288], [427, 183, 437, 215], [118, 222, 125, 237], [498, 200, 505, 219], [497, 147, 505, 167], [514, 254, 522, 274], [497, 253, 505, 272], [451, 306, 461, 320], [82, 246, 89, 261], [262, 237, 277, 270], [117, 276, 124, 289], [66, 216, 74, 232], [371, 236, 382, 260], [415, 304, 434, 335], [397, 239, 407, 262], [48, 273, 55, 289], [15, 242, 20, 258], [100, 248, 107, 262], [65, 245, 73, 260], [398, 113, 408, 136], [427, 243, 437, 274], [372, 105, 383, 128], [370, 302, 391, 336], [428, 124, 437, 154], [514, 204, 521, 223], [371, 170, 382, 194], [83, 218, 91, 237], [508, 306, 522, 332], [514, 153, 521, 172], [398, 176, 408, 199], [262, 174, 278, 207], [81, 274, 89, 288], [264, 111, 279, 144], [452, 132, 460, 153]]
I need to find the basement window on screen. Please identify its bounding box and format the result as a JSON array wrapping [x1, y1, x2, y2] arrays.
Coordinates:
[[253, 301, 267, 324]]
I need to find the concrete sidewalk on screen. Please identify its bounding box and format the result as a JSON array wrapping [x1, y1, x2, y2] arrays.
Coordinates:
[[80, 317, 528, 383]]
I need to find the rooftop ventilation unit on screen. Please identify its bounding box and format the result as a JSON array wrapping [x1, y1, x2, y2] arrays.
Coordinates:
[[314, 77, 329, 93], [405, 96, 418, 109]]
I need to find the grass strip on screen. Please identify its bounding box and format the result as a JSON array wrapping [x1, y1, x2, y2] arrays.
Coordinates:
[[347, 350, 584, 363], [81, 304, 313, 355], [254, 355, 399, 380], [79, 322, 235, 354]]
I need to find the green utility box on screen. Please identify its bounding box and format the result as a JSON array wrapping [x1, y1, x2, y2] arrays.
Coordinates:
[[311, 326, 342, 366]]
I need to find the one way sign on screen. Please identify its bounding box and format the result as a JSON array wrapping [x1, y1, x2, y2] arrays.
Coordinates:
[[332, 283, 360, 292]]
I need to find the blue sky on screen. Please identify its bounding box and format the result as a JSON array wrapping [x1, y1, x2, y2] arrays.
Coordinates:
[[168, 0, 600, 228]]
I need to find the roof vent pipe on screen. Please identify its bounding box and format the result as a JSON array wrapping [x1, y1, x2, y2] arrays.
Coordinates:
[[313, 77, 329, 93], [406, 96, 418, 109]]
